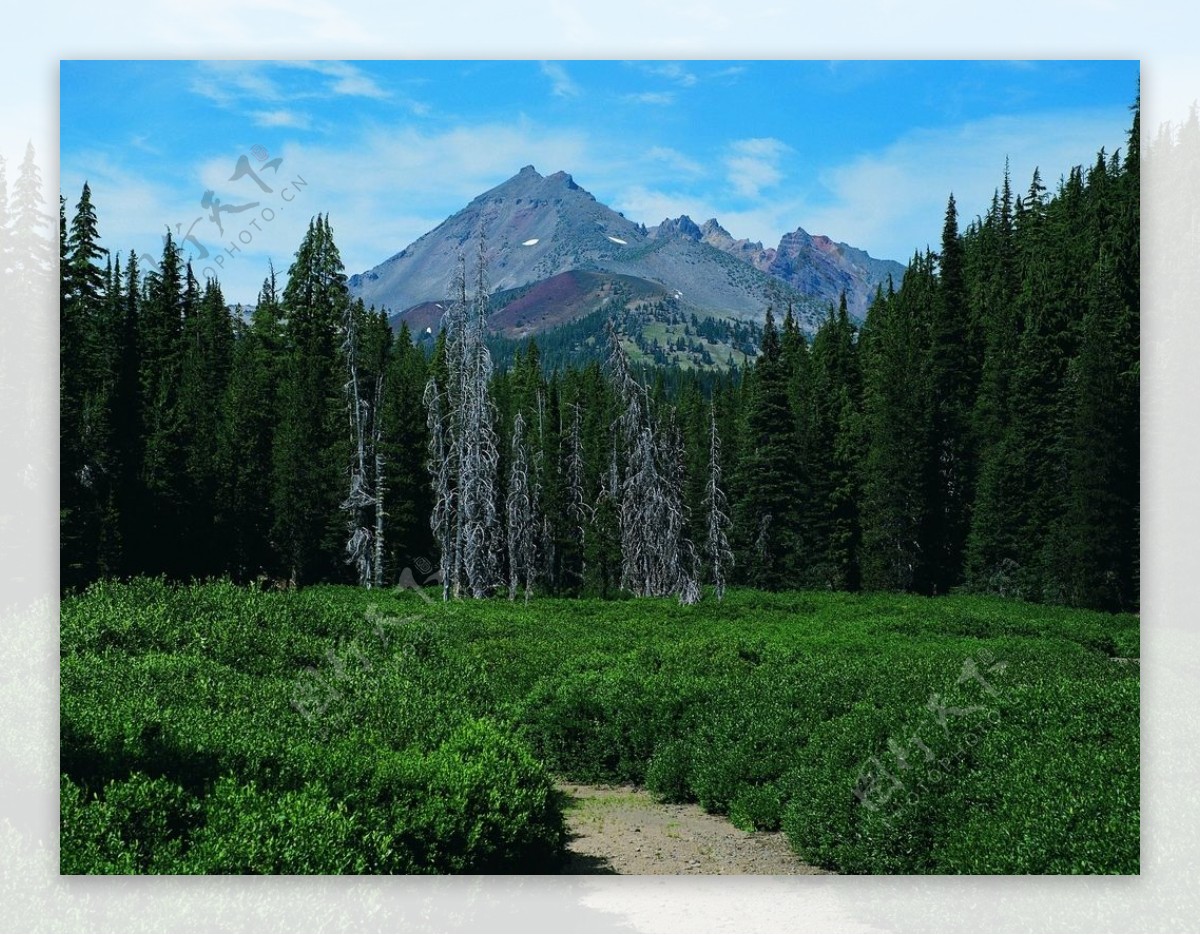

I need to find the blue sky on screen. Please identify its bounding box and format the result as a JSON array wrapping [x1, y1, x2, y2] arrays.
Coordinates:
[[60, 59, 1139, 305]]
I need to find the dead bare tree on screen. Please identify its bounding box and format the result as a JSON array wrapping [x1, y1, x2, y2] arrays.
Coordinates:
[[604, 320, 700, 603], [424, 375, 454, 601], [565, 401, 591, 582], [704, 404, 734, 600], [340, 300, 378, 587], [424, 243, 502, 599], [506, 411, 537, 601]]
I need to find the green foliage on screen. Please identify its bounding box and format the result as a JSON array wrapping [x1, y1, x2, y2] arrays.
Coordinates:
[[60, 581, 566, 874], [61, 581, 1137, 875]]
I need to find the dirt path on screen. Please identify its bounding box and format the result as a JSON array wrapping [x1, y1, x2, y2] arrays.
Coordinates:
[[557, 781, 828, 875]]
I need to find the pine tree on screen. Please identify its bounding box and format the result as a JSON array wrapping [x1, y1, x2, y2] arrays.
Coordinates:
[[10, 142, 53, 305], [1045, 257, 1138, 610], [272, 216, 349, 584], [805, 294, 860, 588], [860, 265, 931, 592], [919, 194, 975, 593], [136, 231, 187, 576], [734, 309, 804, 589], [178, 273, 234, 575], [380, 320, 432, 582], [217, 270, 280, 579]]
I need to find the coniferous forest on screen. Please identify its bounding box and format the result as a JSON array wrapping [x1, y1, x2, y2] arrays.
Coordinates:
[[60, 103, 1139, 613], [59, 92, 1140, 877]]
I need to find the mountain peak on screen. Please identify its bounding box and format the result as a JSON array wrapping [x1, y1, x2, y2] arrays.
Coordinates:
[[348, 167, 904, 335], [651, 215, 703, 241], [545, 169, 580, 190]]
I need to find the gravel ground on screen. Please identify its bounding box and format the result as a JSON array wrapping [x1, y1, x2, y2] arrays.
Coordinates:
[[556, 782, 829, 875]]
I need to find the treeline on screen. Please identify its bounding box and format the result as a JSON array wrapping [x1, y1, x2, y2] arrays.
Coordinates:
[[60, 204, 435, 589], [61, 100, 1137, 610], [750, 101, 1138, 610]]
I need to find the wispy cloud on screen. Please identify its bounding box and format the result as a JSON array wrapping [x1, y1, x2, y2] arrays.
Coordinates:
[[645, 146, 704, 176], [725, 137, 790, 198], [804, 109, 1132, 260], [639, 62, 698, 87], [189, 62, 283, 106], [709, 65, 747, 80], [540, 61, 580, 98], [189, 60, 389, 109], [129, 134, 161, 155], [251, 109, 312, 130], [624, 91, 675, 106], [283, 61, 389, 99]]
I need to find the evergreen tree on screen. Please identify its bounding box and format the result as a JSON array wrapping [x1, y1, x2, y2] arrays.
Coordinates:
[[178, 273, 234, 576], [380, 320, 432, 582], [217, 271, 281, 580], [10, 142, 53, 305], [272, 216, 349, 584], [1045, 258, 1138, 610], [918, 194, 975, 593], [135, 231, 187, 576], [860, 265, 931, 592], [734, 309, 804, 589], [805, 294, 860, 588]]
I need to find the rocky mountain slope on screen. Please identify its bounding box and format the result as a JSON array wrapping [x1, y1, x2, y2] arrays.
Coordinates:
[[348, 167, 903, 338]]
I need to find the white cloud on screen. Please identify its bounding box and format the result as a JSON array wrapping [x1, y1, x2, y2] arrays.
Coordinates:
[[625, 91, 675, 106], [251, 109, 312, 129], [282, 61, 389, 99], [725, 137, 790, 198], [645, 146, 704, 177], [612, 109, 1134, 263], [640, 62, 698, 87], [803, 108, 1134, 261], [64, 97, 1136, 303], [189, 60, 389, 109], [540, 61, 580, 98], [709, 65, 747, 80], [612, 183, 739, 231], [189, 62, 283, 106]]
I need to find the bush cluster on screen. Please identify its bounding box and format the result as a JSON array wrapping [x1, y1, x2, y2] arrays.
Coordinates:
[[61, 581, 1138, 874]]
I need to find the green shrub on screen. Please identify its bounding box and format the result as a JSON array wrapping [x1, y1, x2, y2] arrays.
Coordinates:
[[729, 783, 783, 832], [182, 777, 364, 874], [60, 579, 1139, 875], [60, 772, 201, 874], [644, 739, 693, 803]]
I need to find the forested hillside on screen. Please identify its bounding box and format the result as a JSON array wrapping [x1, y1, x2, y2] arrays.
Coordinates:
[[59, 101, 1138, 612]]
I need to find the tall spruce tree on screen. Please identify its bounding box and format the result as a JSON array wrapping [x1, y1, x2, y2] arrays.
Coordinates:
[[272, 215, 348, 584], [860, 263, 932, 592], [734, 309, 804, 589], [380, 320, 432, 582], [217, 271, 281, 579], [919, 194, 975, 593]]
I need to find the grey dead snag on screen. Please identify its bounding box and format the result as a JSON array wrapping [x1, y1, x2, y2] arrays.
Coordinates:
[[703, 404, 734, 600], [424, 375, 455, 602], [423, 243, 503, 600], [506, 411, 537, 601], [604, 320, 701, 603], [532, 387, 553, 593], [340, 300, 380, 588], [565, 401, 591, 581]]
